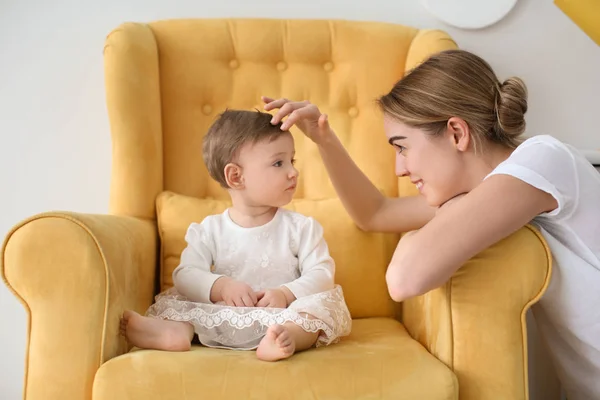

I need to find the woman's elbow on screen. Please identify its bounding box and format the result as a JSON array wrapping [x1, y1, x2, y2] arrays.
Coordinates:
[[354, 219, 374, 232], [385, 264, 425, 302]]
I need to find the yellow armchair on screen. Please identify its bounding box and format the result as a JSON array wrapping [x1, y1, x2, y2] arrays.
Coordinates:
[[1, 19, 551, 400]]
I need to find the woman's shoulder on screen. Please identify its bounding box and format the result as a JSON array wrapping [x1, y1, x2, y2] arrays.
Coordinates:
[[489, 134, 599, 219], [503, 134, 581, 169], [509, 134, 596, 174], [515, 134, 567, 152]]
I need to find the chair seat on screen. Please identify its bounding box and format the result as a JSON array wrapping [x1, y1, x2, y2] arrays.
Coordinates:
[[93, 318, 458, 400]]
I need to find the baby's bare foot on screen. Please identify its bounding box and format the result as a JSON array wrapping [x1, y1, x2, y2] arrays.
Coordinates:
[[256, 324, 295, 361], [120, 310, 193, 352]]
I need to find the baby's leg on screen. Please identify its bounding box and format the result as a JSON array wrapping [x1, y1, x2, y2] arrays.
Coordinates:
[[256, 322, 319, 361], [120, 310, 194, 351]]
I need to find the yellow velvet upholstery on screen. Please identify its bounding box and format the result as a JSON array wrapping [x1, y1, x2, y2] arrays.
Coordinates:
[[402, 226, 552, 399], [93, 319, 457, 400], [2, 213, 157, 399], [0, 18, 552, 400]]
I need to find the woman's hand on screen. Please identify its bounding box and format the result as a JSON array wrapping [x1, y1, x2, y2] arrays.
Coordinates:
[[262, 96, 332, 145]]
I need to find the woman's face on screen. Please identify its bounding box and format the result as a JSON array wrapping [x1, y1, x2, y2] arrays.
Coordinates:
[[383, 115, 469, 207]]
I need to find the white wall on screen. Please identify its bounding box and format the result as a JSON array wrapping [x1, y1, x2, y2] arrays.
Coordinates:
[[1, 0, 597, 398]]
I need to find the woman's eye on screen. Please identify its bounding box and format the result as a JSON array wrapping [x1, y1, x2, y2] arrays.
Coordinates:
[[396, 146, 406, 154]]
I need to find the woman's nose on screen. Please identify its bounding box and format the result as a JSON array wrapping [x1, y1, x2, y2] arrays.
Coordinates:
[[396, 156, 408, 177]]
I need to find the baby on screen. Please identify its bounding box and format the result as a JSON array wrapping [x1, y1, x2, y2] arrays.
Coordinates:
[[121, 109, 352, 361]]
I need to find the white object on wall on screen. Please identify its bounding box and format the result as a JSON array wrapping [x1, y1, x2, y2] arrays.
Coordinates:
[[581, 149, 600, 165], [422, 0, 519, 29]]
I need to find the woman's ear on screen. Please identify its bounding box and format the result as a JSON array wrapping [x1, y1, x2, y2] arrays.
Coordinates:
[[446, 117, 470, 152], [224, 163, 244, 189]]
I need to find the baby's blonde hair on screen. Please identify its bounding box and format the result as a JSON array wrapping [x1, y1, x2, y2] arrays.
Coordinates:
[[378, 49, 528, 151]]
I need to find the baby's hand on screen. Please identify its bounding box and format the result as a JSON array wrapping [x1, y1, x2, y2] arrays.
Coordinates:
[[256, 288, 288, 309], [220, 279, 258, 307]]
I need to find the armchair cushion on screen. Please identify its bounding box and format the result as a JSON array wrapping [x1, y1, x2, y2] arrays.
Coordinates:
[[93, 318, 458, 400], [156, 191, 399, 318]]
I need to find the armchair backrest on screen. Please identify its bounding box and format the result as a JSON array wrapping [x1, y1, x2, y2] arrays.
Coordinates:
[[103, 18, 456, 219]]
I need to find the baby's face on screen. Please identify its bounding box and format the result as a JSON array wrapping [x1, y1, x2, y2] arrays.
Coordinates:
[[236, 132, 298, 207]]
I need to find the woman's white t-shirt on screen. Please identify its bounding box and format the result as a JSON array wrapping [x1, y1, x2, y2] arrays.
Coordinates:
[[486, 135, 600, 400]]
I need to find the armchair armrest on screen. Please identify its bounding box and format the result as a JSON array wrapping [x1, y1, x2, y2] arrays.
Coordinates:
[[1, 212, 157, 400], [402, 225, 552, 400]]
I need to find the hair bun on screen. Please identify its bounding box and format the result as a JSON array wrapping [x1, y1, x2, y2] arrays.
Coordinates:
[[495, 77, 528, 139]]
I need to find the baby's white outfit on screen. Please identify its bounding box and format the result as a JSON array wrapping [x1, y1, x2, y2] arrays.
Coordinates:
[[146, 208, 352, 349]]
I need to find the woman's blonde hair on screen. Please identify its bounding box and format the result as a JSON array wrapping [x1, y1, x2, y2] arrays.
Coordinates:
[[378, 49, 528, 150]]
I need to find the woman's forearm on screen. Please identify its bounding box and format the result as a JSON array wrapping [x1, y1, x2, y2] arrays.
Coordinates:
[[317, 131, 387, 230]]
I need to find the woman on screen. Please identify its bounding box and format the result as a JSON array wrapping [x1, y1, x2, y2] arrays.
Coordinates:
[[262, 49, 600, 400]]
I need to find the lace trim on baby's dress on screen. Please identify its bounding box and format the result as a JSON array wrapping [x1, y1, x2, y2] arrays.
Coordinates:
[[146, 285, 352, 349]]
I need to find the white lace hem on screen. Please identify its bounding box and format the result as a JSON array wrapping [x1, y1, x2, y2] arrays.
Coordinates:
[[146, 285, 352, 350]]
